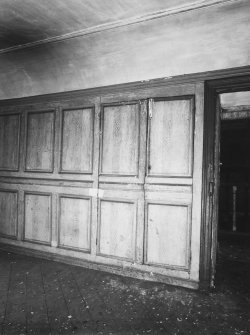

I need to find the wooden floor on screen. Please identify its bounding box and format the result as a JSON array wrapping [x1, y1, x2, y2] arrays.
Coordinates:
[[0, 248, 249, 335]]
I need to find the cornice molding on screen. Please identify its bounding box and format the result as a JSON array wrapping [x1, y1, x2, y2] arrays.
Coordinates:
[[0, 0, 239, 55]]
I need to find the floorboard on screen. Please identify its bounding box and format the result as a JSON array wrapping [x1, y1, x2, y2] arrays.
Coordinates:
[[0, 246, 249, 334]]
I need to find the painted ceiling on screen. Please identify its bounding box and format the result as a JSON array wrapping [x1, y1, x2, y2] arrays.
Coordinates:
[[0, 0, 192, 50]]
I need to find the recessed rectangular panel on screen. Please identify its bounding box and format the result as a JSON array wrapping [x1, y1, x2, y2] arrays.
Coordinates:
[[0, 190, 18, 238], [24, 193, 51, 244], [98, 200, 136, 261], [25, 111, 54, 171], [0, 114, 20, 170], [61, 108, 94, 173], [59, 196, 91, 251], [146, 203, 190, 268], [148, 98, 193, 177], [101, 103, 139, 176]]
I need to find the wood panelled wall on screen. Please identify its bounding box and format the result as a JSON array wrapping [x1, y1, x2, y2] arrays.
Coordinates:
[[0, 81, 204, 289]]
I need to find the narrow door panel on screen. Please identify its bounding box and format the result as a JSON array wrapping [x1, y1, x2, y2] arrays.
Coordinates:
[[144, 94, 195, 275], [97, 99, 147, 266]]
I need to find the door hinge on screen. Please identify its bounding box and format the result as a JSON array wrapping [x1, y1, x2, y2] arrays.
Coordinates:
[[148, 98, 154, 119], [209, 181, 214, 196]]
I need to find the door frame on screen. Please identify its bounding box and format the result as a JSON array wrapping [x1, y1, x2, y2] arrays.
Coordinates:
[[200, 74, 250, 289]]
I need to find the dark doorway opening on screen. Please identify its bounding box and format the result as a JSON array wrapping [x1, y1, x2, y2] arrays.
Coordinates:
[[200, 72, 250, 290], [219, 118, 250, 234], [215, 95, 250, 294]]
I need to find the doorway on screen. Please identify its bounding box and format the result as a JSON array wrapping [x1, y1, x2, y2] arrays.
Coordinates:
[[216, 92, 250, 292], [200, 75, 250, 290]]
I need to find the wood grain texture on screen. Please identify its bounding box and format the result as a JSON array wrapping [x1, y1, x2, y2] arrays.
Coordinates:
[[24, 193, 51, 244], [25, 111, 54, 172], [0, 79, 205, 288], [61, 108, 94, 173], [0, 114, 20, 170], [0, 190, 18, 238], [98, 200, 136, 261], [59, 196, 91, 251], [148, 98, 193, 177], [100, 103, 139, 176], [145, 203, 190, 269]]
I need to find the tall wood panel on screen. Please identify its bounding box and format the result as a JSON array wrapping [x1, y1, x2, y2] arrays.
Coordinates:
[[0, 113, 20, 171], [147, 98, 193, 177], [25, 111, 55, 172], [100, 103, 139, 176], [60, 108, 94, 173]]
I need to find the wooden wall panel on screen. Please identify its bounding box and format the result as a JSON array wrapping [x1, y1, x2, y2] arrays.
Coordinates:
[[60, 108, 94, 173], [24, 193, 51, 244], [145, 203, 190, 269], [100, 103, 139, 176], [98, 199, 136, 261], [0, 79, 204, 289], [59, 196, 91, 251], [148, 98, 193, 177], [0, 190, 18, 238], [0, 114, 20, 171], [25, 111, 55, 172]]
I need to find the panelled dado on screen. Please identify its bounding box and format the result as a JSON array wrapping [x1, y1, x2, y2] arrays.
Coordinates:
[[0, 82, 204, 289]]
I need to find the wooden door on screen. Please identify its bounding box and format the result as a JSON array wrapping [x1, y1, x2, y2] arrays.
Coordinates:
[[143, 85, 204, 283], [97, 99, 147, 264]]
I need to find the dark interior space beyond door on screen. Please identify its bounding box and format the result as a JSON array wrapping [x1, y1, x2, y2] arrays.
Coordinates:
[[216, 111, 250, 295], [219, 118, 250, 234]]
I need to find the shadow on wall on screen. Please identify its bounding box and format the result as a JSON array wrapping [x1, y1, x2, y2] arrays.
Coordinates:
[[1, 31, 38, 50]]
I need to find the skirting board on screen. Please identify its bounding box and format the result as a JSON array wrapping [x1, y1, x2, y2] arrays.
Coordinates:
[[0, 242, 199, 290]]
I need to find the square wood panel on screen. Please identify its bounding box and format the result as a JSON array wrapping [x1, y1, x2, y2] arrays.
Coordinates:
[[98, 199, 136, 261], [145, 202, 190, 269], [24, 193, 51, 244], [59, 196, 91, 251]]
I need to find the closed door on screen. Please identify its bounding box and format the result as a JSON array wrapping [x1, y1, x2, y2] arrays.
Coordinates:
[[145, 96, 194, 270], [142, 84, 203, 283], [97, 100, 147, 263]]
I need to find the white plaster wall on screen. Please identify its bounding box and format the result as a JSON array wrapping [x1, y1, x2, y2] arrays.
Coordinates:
[[0, 0, 249, 99]]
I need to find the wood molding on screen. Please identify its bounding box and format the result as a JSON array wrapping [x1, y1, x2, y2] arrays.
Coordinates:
[[0, 0, 238, 55]]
